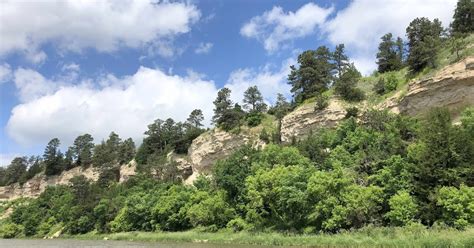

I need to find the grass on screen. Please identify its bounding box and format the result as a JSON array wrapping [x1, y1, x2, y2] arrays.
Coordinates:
[[65, 226, 474, 247]]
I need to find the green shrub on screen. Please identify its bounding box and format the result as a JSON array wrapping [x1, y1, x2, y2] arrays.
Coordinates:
[[246, 112, 263, 127], [345, 107, 359, 119], [436, 185, 474, 229], [259, 128, 270, 144], [385, 191, 418, 226], [226, 217, 249, 232], [315, 94, 329, 111], [0, 222, 24, 239]]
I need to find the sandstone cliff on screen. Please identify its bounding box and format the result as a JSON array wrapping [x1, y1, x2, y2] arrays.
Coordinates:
[[183, 128, 265, 184], [380, 57, 474, 116], [280, 99, 346, 143], [0, 162, 136, 201]]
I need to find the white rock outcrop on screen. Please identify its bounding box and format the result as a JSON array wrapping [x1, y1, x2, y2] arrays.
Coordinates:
[[280, 99, 346, 143], [381, 57, 474, 116]]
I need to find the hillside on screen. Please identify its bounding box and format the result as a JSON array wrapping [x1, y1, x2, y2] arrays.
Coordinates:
[[1, 53, 473, 200]]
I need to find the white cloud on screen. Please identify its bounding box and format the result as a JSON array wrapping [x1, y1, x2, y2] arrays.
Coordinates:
[[195, 42, 213, 54], [6, 57, 294, 148], [14, 68, 60, 102], [0, 63, 12, 83], [324, 0, 457, 74], [225, 58, 294, 105], [0, 0, 200, 58], [241, 3, 333, 52], [7, 67, 218, 147], [6, 67, 217, 145], [0, 153, 18, 167], [61, 63, 80, 72]]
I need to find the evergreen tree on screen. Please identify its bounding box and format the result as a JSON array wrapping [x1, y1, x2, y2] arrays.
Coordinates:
[[333, 44, 349, 77], [72, 134, 94, 167], [64, 147, 74, 170], [406, 17, 443, 73], [118, 138, 136, 164], [5, 157, 28, 185], [243, 85, 267, 112], [451, 0, 474, 34], [334, 63, 364, 101], [186, 109, 204, 128], [43, 138, 64, 176], [273, 93, 291, 120], [288, 46, 335, 103], [376, 33, 404, 73], [212, 87, 233, 125]]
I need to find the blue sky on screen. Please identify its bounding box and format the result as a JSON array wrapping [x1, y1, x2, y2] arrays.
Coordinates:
[[0, 0, 457, 165]]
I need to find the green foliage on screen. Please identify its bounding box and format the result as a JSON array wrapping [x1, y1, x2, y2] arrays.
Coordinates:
[[246, 165, 313, 230], [110, 192, 158, 232], [406, 17, 443, 73], [385, 191, 418, 226], [152, 185, 193, 231], [314, 93, 329, 111], [243, 85, 267, 112], [334, 63, 365, 101], [43, 138, 64, 176], [376, 33, 404, 73], [0, 222, 24, 239], [213, 146, 258, 204], [307, 168, 383, 231], [288, 46, 335, 103], [187, 190, 236, 229], [259, 128, 270, 144], [451, 0, 474, 34], [344, 107, 359, 119], [436, 185, 474, 229], [245, 111, 263, 127]]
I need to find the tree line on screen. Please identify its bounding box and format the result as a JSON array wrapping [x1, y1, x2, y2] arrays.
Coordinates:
[[1, 107, 472, 238]]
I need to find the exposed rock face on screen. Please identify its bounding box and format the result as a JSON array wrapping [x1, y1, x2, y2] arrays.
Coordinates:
[[0, 166, 99, 200], [184, 129, 264, 184], [381, 57, 474, 116], [0, 163, 139, 200], [280, 99, 346, 143], [119, 160, 137, 183]]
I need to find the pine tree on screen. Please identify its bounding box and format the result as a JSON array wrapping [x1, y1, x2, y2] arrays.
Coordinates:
[[334, 63, 364, 101], [333, 44, 349, 78], [406, 17, 443, 73], [243, 85, 267, 112], [273, 93, 291, 120], [212, 87, 233, 125], [376, 33, 404, 73], [187, 109, 204, 128], [451, 0, 474, 34], [72, 133, 94, 167], [288, 46, 335, 103], [118, 138, 136, 164], [43, 138, 64, 176]]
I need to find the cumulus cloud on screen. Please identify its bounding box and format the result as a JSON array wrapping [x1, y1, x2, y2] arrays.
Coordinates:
[[6, 57, 294, 147], [225, 58, 294, 105], [0, 0, 200, 59], [0, 63, 12, 83], [240, 3, 333, 53], [7, 67, 218, 146], [324, 0, 457, 74], [195, 42, 213, 54]]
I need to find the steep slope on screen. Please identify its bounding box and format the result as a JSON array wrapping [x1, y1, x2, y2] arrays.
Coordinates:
[[380, 56, 474, 116]]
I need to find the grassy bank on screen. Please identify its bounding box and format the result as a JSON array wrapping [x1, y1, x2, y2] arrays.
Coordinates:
[[66, 226, 474, 247]]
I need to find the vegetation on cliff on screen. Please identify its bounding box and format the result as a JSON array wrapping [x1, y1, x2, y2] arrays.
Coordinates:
[[0, 0, 473, 243]]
